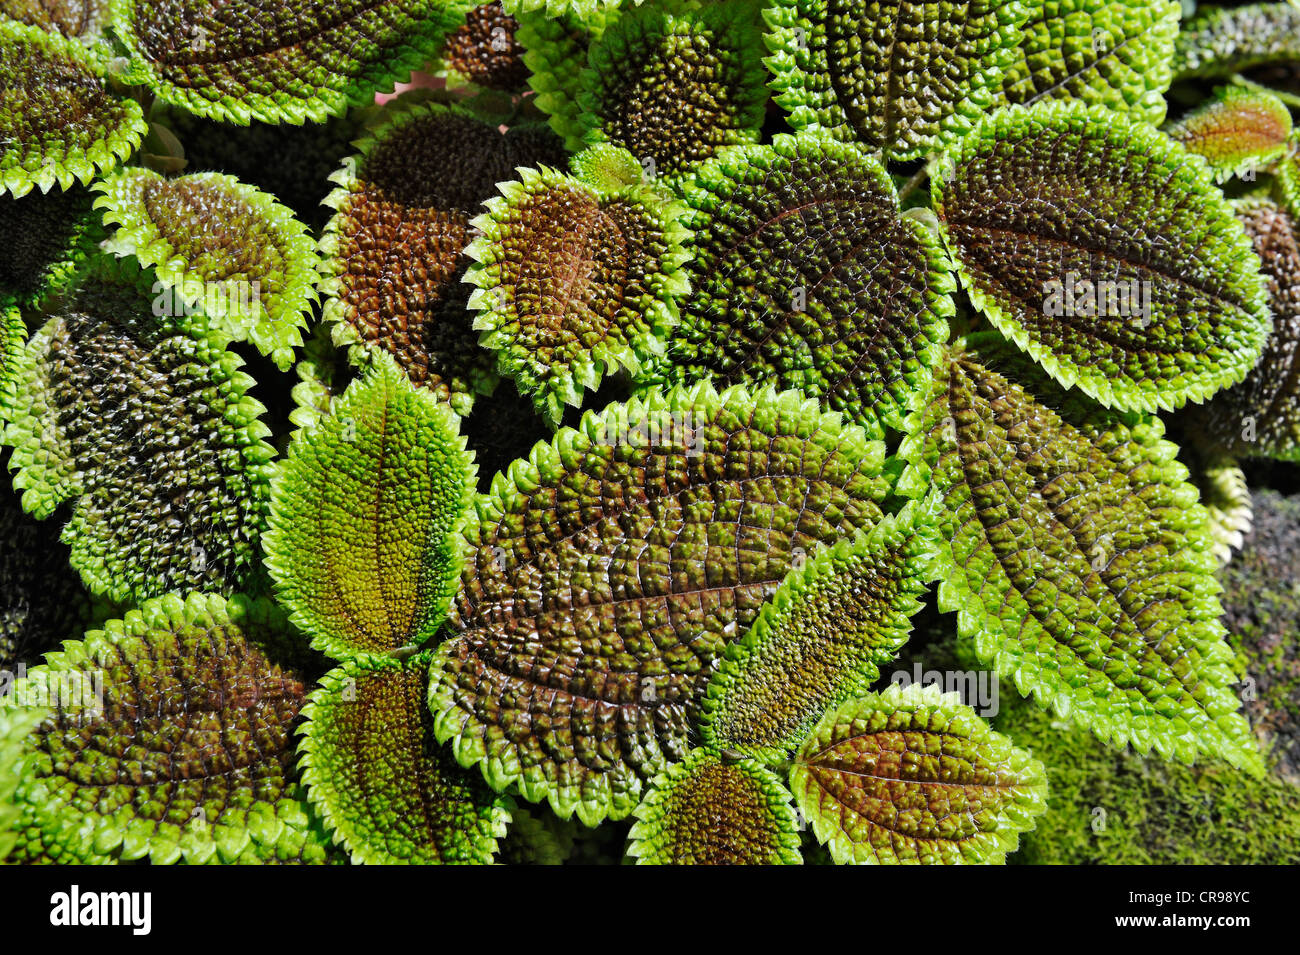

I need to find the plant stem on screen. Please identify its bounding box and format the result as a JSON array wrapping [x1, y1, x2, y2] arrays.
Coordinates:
[[896, 166, 929, 204]]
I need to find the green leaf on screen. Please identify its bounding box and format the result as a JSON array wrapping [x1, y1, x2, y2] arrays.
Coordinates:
[[660, 131, 952, 439], [1165, 85, 1293, 182], [577, 0, 768, 180], [1172, 1, 1300, 81], [0, 294, 23, 415], [1184, 198, 1300, 461], [2, 309, 78, 519], [319, 99, 566, 414], [933, 101, 1271, 413], [497, 803, 576, 863], [503, 0, 630, 21], [0, 703, 41, 862], [516, 6, 614, 151], [265, 355, 477, 661], [288, 320, 351, 437], [428, 381, 889, 825], [95, 168, 321, 371], [764, 0, 1028, 161], [626, 749, 802, 864], [896, 339, 1264, 773], [995, 0, 1178, 124], [700, 503, 934, 764], [438, 2, 528, 92], [1281, 135, 1300, 216], [299, 652, 510, 864], [0, 20, 146, 197], [110, 0, 473, 125], [1186, 449, 1252, 566], [0, 184, 103, 307], [790, 682, 1047, 864], [1, 257, 276, 603], [569, 142, 644, 192], [1, 0, 109, 41], [1, 316, 76, 520], [0, 592, 336, 864], [465, 165, 690, 425]]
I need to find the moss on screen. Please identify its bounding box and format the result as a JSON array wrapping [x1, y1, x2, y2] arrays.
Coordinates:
[[886, 591, 1300, 864], [1218, 488, 1300, 783], [996, 696, 1300, 864]]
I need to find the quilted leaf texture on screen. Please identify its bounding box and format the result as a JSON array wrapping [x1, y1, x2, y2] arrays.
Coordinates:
[[0, 185, 102, 308], [569, 143, 645, 193], [503, 0, 635, 26], [299, 653, 511, 864], [0, 593, 335, 864], [0, 296, 23, 417], [1, 258, 275, 603], [1172, 1, 1300, 81], [0, 0, 108, 40], [0, 20, 145, 197], [626, 749, 802, 864], [1165, 85, 1293, 183], [264, 355, 477, 661], [1186, 449, 1253, 566], [1185, 199, 1300, 461], [516, 5, 616, 152], [95, 168, 321, 371], [428, 381, 889, 825], [896, 339, 1263, 772], [764, 0, 1028, 160], [578, 0, 768, 180], [661, 131, 952, 440], [996, 0, 1179, 124], [319, 99, 566, 414], [700, 502, 934, 764], [465, 164, 690, 425], [790, 683, 1047, 864], [438, 2, 528, 91], [933, 101, 1271, 413], [1282, 139, 1300, 216], [111, 0, 473, 124]]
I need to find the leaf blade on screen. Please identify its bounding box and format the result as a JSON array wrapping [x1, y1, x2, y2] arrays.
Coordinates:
[[299, 653, 511, 864], [934, 101, 1271, 413], [0, 20, 145, 197], [0, 592, 335, 864], [660, 131, 953, 439], [700, 502, 934, 763], [111, 0, 472, 125], [764, 0, 1028, 161], [2, 257, 276, 602], [264, 355, 477, 661], [996, 0, 1179, 124], [791, 683, 1047, 865], [428, 380, 889, 824], [898, 340, 1264, 773], [466, 165, 690, 424], [95, 168, 321, 371], [627, 749, 802, 865]]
